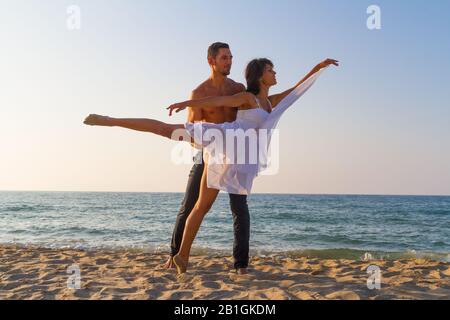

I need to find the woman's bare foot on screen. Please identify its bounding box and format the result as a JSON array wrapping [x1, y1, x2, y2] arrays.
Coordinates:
[[163, 256, 176, 269], [173, 254, 188, 274], [83, 114, 113, 126]]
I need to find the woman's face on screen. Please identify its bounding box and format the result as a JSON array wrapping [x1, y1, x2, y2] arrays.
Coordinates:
[[261, 64, 277, 87]]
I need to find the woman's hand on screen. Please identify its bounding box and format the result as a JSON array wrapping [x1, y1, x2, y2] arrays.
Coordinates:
[[316, 58, 339, 70], [167, 102, 188, 116]]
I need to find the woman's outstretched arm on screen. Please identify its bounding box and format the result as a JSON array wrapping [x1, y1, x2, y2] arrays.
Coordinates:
[[268, 58, 339, 108], [83, 114, 185, 139], [166, 92, 255, 116]]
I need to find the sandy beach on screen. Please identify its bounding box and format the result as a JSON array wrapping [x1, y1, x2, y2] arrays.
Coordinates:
[[0, 245, 449, 300]]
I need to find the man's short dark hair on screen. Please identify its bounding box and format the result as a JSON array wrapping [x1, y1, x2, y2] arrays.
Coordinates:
[[207, 42, 230, 59]]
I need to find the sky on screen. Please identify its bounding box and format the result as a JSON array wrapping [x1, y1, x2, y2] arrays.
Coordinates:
[[1, 0, 449, 195]]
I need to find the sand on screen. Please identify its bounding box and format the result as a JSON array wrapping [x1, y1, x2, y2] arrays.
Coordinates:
[[0, 245, 449, 300]]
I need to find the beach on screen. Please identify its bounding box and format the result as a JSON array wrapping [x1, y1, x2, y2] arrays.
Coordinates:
[[1, 244, 449, 300], [1, 192, 449, 300]]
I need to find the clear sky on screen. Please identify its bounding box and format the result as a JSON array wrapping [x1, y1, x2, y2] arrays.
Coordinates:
[[1, 0, 449, 195]]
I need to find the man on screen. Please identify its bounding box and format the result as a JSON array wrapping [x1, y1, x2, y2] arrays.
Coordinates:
[[164, 42, 250, 274]]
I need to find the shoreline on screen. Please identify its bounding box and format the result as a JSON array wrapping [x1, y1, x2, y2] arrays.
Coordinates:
[[1, 244, 449, 300], [1, 243, 448, 263]]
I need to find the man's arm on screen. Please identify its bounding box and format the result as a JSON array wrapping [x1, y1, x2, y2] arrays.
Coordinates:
[[187, 90, 203, 122], [235, 82, 246, 94]]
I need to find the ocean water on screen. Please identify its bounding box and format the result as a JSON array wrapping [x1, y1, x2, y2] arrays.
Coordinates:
[[0, 191, 449, 261]]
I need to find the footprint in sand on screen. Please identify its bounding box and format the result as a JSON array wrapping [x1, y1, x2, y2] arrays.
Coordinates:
[[335, 275, 358, 283], [198, 280, 222, 290], [46, 259, 74, 265], [228, 272, 256, 282], [37, 272, 62, 282], [5, 273, 37, 281], [161, 290, 193, 300], [95, 258, 112, 265], [278, 280, 297, 288]]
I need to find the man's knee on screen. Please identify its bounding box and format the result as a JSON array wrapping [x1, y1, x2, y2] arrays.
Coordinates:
[[177, 200, 197, 217], [230, 195, 249, 214]]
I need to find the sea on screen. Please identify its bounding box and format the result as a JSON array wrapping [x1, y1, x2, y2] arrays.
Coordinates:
[[1, 191, 449, 262]]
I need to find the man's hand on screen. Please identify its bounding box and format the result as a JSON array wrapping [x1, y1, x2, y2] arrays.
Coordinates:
[[167, 102, 188, 116], [83, 114, 113, 126]]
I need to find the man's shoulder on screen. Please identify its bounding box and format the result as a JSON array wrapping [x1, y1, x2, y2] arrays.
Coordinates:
[[191, 78, 245, 97], [227, 78, 246, 92], [191, 80, 211, 97]]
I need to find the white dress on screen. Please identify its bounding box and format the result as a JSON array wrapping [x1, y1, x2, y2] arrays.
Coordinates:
[[184, 67, 327, 195]]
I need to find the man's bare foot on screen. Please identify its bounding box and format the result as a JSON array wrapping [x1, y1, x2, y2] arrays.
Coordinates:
[[83, 114, 113, 126], [163, 256, 176, 269], [173, 254, 188, 274], [236, 268, 248, 275]]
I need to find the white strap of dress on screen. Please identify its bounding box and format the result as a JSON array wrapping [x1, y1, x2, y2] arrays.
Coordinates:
[[254, 96, 262, 109], [255, 96, 271, 112]]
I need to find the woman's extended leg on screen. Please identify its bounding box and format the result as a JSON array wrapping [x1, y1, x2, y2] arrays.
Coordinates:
[[83, 114, 185, 140], [173, 162, 219, 274]]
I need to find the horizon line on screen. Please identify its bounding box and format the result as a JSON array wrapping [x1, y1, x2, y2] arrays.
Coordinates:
[[1, 190, 449, 197]]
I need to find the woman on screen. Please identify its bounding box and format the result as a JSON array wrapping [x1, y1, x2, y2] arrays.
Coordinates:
[[84, 57, 339, 274]]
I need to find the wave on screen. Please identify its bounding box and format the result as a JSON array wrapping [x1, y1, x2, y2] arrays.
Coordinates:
[[0, 204, 56, 213], [2, 241, 448, 262]]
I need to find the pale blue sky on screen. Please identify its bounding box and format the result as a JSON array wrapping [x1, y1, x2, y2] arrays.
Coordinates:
[[1, 0, 449, 195]]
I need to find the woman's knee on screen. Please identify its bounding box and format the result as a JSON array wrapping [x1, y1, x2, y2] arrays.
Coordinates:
[[193, 201, 213, 215]]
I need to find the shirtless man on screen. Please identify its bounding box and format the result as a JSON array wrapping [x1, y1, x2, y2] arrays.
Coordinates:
[[84, 43, 250, 274]]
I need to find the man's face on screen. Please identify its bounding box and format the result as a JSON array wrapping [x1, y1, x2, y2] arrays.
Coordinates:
[[209, 48, 233, 76]]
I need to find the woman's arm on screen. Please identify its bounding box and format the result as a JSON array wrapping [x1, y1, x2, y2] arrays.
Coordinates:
[[167, 92, 254, 116], [268, 58, 339, 108]]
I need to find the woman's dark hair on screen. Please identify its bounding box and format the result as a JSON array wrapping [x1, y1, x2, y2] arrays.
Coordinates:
[[245, 58, 274, 95]]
